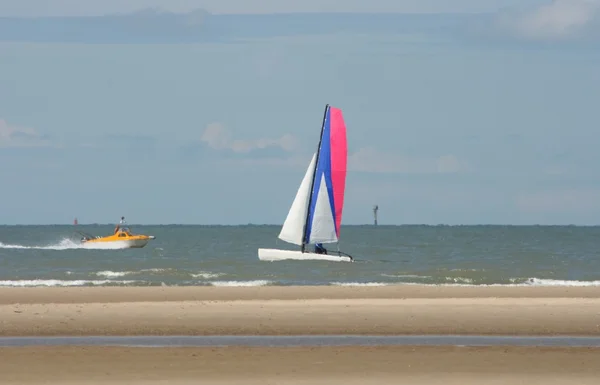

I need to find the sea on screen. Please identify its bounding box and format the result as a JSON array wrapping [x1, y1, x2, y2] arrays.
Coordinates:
[[1, 224, 599, 287]]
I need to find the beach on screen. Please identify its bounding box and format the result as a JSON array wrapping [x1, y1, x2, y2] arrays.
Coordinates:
[[1, 285, 600, 384], [3, 345, 600, 384], [1, 286, 600, 336]]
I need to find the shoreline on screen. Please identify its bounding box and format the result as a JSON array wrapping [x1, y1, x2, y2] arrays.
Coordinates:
[[1, 286, 600, 337]]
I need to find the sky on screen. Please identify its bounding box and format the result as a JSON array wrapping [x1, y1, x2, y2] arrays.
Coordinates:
[[1, 0, 600, 225], [0, 0, 549, 16]]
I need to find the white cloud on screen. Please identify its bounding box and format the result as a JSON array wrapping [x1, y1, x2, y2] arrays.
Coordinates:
[[348, 147, 464, 174], [0, 119, 52, 148], [493, 0, 600, 40], [200, 122, 296, 153]]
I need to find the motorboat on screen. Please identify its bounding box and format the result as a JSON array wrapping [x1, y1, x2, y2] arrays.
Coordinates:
[[77, 227, 155, 249]]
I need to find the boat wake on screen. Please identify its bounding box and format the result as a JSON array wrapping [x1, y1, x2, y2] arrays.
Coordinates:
[[0, 238, 133, 250]]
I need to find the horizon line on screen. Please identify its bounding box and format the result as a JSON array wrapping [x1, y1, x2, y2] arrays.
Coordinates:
[[0, 223, 598, 227]]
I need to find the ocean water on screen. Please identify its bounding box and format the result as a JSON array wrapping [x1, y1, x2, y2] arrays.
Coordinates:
[[0, 224, 599, 287]]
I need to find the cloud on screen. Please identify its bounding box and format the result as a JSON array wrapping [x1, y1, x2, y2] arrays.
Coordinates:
[[0, 120, 53, 148], [490, 0, 600, 41], [200, 122, 297, 154], [348, 147, 464, 174]]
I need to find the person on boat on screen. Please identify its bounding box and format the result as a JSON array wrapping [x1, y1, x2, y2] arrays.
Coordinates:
[[114, 216, 126, 234], [314, 243, 327, 255]]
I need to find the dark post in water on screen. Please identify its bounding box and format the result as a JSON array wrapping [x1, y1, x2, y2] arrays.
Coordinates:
[[373, 205, 378, 226]]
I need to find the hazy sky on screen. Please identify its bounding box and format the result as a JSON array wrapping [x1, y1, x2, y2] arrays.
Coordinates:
[[0, 0, 548, 16], [1, 0, 600, 225]]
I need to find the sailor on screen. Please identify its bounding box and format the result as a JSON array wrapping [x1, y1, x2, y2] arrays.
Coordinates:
[[114, 216, 125, 234], [314, 243, 327, 255]]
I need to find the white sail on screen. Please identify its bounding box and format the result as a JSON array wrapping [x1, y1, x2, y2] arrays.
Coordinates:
[[307, 173, 338, 244], [277, 153, 317, 246]]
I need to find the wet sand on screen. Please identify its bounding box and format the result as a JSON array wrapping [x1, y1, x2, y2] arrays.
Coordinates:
[[2, 286, 600, 384], [2, 345, 600, 384], [3, 285, 600, 304], [1, 286, 600, 336]]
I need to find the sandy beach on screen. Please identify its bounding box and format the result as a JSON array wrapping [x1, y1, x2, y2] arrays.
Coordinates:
[[2, 286, 600, 384], [1, 286, 600, 336], [2, 345, 600, 384]]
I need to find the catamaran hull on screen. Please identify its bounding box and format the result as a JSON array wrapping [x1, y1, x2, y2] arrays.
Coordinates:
[[258, 248, 352, 263]]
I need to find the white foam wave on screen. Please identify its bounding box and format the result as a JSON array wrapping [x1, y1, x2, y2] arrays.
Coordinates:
[[444, 277, 474, 284], [331, 282, 389, 286], [209, 280, 271, 287], [191, 271, 224, 279], [520, 278, 600, 287], [0, 238, 81, 250], [389, 278, 600, 287], [0, 280, 137, 287], [381, 274, 431, 279], [335, 278, 600, 287], [0, 238, 133, 250], [96, 271, 129, 278], [95, 269, 169, 278]]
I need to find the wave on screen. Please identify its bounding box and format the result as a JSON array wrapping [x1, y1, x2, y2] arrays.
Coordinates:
[[327, 278, 600, 287], [93, 270, 225, 279], [191, 271, 224, 279], [208, 280, 272, 287], [426, 278, 600, 287], [95, 269, 169, 278], [381, 274, 432, 279], [95, 271, 131, 278], [331, 282, 389, 286], [0, 279, 138, 287], [518, 278, 600, 287], [0, 278, 598, 287], [0, 238, 134, 250], [391, 278, 600, 287]]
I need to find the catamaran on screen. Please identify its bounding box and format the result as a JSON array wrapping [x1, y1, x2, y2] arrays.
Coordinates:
[[258, 104, 352, 262]]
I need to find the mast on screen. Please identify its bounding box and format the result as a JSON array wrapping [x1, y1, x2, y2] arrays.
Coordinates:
[[301, 104, 330, 253]]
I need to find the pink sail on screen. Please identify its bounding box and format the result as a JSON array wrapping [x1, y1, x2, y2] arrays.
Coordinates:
[[328, 107, 347, 237]]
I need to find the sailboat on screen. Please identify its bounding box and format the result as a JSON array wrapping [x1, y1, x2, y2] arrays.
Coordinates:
[[258, 104, 353, 263]]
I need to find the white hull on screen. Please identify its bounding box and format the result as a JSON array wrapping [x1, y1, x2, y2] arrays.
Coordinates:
[[81, 238, 151, 249], [258, 248, 352, 262]]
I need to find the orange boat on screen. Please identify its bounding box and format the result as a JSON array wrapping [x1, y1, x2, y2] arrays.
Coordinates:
[[78, 227, 155, 249]]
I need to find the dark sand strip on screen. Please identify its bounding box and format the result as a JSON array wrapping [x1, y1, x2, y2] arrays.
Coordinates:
[[1, 285, 600, 305], [2, 345, 600, 385]]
